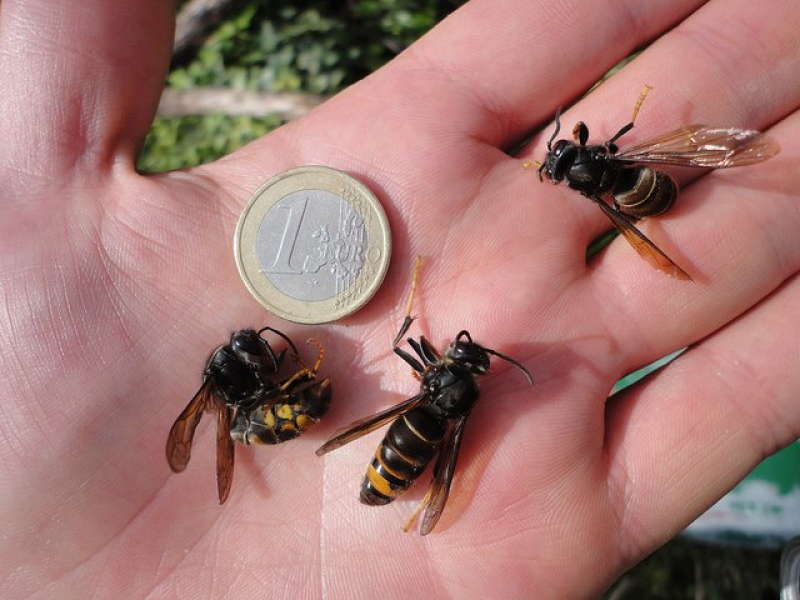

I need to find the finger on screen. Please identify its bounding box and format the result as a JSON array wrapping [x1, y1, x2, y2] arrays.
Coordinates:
[[202, 0, 706, 198], [568, 102, 800, 385], [384, 0, 708, 148], [517, 0, 800, 258], [0, 0, 175, 180], [604, 271, 800, 564], [516, 0, 800, 372], [195, 1, 714, 341]]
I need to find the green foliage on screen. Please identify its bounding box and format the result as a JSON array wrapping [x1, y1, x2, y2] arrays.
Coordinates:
[[138, 114, 281, 172], [168, 1, 460, 95], [140, 1, 464, 172]]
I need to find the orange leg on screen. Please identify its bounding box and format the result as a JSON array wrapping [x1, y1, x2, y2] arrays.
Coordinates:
[[402, 486, 433, 533], [285, 338, 325, 385], [392, 255, 422, 348], [521, 159, 542, 170], [303, 338, 325, 374], [279, 367, 312, 391], [630, 83, 653, 126]]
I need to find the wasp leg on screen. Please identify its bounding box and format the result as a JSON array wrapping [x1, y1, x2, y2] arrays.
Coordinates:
[[392, 256, 427, 374], [279, 368, 312, 391], [630, 83, 653, 124], [285, 338, 325, 381], [521, 159, 542, 170], [303, 338, 325, 375], [278, 344, 324, 392], [607, 83, 653, 147], [406, 337, 441, 367], [392, 255, 422, 349], [402, 486, 434, 533], [395, 346, 425, 374]]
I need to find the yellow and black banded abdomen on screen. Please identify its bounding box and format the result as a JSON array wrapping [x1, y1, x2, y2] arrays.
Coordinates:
[[614, 167, 677, 218], [232, 378, 331, 445], [361, 407, 446, 506]]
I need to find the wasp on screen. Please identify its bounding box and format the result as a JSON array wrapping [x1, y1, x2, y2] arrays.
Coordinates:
[[529, 85, 780, 280], [316, 258, 533, 534], [166, 327, 331, 503]]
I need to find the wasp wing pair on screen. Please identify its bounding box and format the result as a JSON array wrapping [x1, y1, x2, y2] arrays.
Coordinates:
[[166, 381, 236, 503], [316, 391, 465, 535], [589, 124, 779, 280], [166, 329, 330, 504]]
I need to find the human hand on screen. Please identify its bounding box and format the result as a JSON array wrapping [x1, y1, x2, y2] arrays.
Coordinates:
[[1, 0, 799, 597]]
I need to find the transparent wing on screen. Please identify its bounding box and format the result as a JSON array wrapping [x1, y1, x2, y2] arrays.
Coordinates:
[[315, 393, 428, 456], [590, 196, 692, 281], [166, 381, 211, 473], [418, 417, 468, 536], [216, 405, 236, 504], [617, 124, 779, 168]]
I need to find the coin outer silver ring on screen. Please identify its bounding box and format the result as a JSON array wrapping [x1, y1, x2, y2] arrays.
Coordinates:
[[234, 166, 391, 324]]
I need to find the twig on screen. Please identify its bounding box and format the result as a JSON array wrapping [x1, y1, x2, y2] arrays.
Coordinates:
[[173, 0, 237, 58], [156, 88, 326, 120]]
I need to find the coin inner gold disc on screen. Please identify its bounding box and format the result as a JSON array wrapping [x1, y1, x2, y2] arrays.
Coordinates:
[[235, 166, 391, 324]]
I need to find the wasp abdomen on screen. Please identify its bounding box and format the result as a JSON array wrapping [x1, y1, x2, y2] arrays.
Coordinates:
[[361, 408, 445, 506], [232, 379, 331, 445], [614, 167, 677, 218]]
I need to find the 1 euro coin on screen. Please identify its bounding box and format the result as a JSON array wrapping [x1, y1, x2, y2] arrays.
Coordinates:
[[234, 166, 392, 324]]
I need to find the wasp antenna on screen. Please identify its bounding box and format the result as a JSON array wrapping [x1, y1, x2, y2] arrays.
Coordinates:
[[484, 347, 533, 386], [456, 330, 473, 343], [257, 326, 299, 355], [546, 106, 563, 150]]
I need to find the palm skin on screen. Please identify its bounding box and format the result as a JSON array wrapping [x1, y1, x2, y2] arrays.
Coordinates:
[[1, 0, 800, 597]]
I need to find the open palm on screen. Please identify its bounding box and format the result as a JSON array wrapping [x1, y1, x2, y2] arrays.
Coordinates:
[[2, 0, 800, 597]]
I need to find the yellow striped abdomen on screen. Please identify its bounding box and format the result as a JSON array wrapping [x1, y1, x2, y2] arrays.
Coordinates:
[[361, 406, 446, 505]]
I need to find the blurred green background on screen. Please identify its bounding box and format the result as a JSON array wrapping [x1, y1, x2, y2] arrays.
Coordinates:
[[141, 2, 784, 596], [140, 0, 458, 171]]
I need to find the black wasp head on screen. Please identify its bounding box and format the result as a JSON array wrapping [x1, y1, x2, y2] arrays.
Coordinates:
[[445, 331, 491, 375], [541, 138, 577, 184], [538, 106, 581, 185], [446, 331, 534, 385]]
